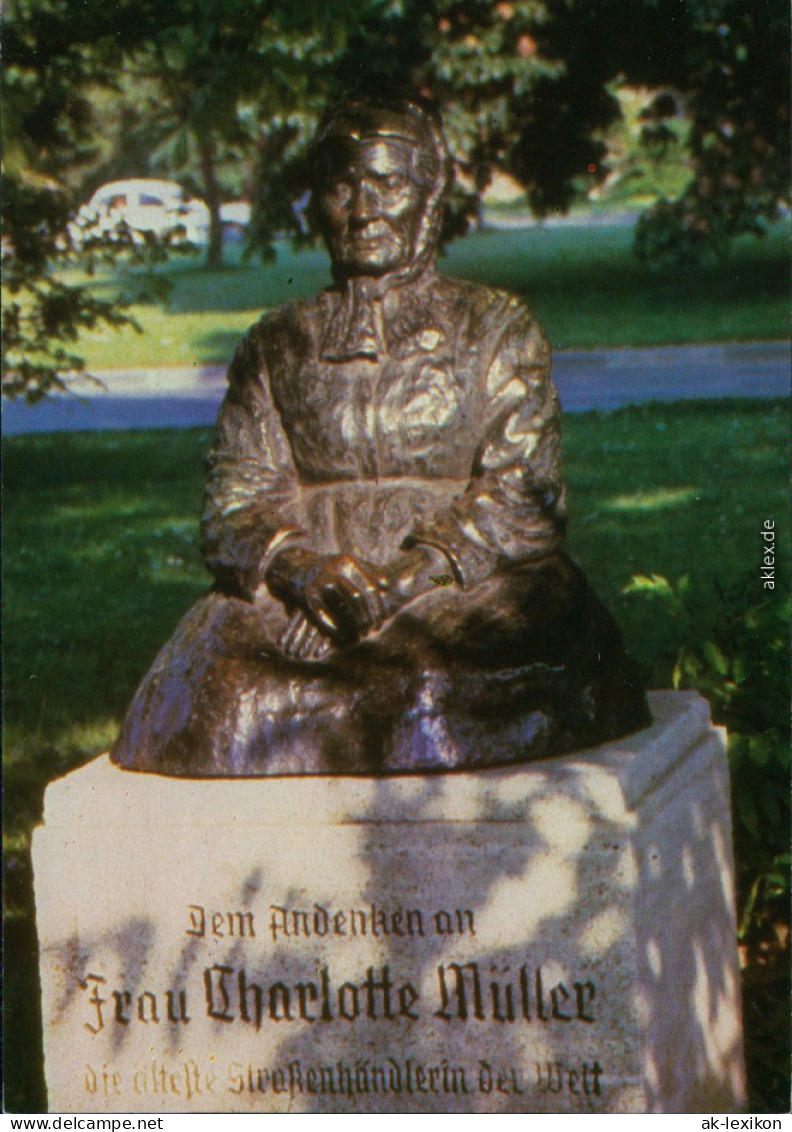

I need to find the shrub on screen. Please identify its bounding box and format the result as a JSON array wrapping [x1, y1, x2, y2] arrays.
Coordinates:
[[623, 572, 790, 945]]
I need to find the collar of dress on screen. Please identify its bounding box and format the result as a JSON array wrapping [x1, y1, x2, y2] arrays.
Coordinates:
[[319, 261, 440, 362]]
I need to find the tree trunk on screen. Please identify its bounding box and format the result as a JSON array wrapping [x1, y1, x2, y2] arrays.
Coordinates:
[[198, 131, 223, 269]]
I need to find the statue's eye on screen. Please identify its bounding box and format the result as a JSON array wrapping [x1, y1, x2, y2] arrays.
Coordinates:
[[383, 174, 406, 191]]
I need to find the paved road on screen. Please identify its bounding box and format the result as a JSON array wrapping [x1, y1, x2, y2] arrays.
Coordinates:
[[553, 341, 790, 411], [3, 341, 788, 435]]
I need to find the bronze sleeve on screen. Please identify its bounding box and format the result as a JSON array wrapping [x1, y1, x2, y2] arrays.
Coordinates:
[[404, 306, 566, 588], [201, 331, 305, 599]]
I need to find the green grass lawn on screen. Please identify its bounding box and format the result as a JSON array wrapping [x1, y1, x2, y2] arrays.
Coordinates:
[[71, 222, 790, 369], [4, 400, 789, 1111]]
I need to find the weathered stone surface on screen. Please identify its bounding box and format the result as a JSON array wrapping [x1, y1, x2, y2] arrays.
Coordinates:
[[33, 691, 745, 1113]]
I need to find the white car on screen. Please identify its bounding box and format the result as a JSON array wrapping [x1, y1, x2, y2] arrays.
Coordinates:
[[219, 200, 252, 230], [71, 179, 210, 247]]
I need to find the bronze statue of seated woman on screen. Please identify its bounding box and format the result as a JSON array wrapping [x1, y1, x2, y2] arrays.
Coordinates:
[[111, 97, 650, 777]]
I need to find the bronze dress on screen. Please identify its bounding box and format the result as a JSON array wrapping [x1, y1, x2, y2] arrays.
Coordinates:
[[111, 265, 649, 775]]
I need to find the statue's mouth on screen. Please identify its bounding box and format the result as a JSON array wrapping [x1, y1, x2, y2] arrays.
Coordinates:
[[337, 229, 407, 270], [350, 226, 397, 246]]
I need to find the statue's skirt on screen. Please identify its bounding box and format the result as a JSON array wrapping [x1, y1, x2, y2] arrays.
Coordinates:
[[111, 552, 650, 776]]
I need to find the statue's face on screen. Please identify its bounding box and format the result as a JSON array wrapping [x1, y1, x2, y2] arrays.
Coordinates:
[[317, 139, 428, 276]]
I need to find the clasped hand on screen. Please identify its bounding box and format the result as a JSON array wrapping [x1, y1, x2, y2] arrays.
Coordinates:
[[265, 548, 391, 660]]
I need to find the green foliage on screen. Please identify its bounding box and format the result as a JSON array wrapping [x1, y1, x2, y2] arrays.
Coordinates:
[[0, 0, 371, 402], [634, 197, 731, 269], [2, 0, 119, 399], [317, 0, 621, 227], [1, 182, 132, 401], [5, 0, 790, 400], [1, 0, 186, 401], [347, 0, 787, 258], [623, 572, 790, 941], [633, 0, 790, 267], [594, 84, 693, 213], [121, 0, 365, 266]]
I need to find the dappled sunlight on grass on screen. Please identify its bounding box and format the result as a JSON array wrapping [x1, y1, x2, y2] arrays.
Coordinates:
[[561, 400, 788, 683], [3, 429, 213, 777], [50, 497, 172, 521], [42, 504, 200, 542], [604, 487, 699, 512], [80, 308, 262, 368]]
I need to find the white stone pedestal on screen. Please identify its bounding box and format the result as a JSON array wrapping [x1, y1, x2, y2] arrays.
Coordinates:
[[32, 691, 746, 1114]]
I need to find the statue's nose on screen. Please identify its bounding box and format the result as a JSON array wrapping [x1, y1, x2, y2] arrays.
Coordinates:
[[350, 179, 380, 222]]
